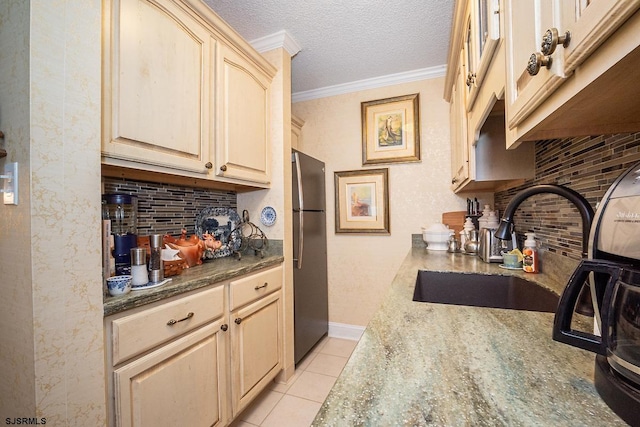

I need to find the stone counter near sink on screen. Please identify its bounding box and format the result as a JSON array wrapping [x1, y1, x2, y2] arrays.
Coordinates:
[[104, 241, 284, 316], [312, 245, 627, 426]]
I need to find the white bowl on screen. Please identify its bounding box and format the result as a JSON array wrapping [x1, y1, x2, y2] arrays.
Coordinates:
[[422, 222, 453, 250]]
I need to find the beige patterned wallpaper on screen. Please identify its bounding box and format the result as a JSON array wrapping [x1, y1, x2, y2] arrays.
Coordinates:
[[293, 78, 488, 327], [0, 2, 106, 425]]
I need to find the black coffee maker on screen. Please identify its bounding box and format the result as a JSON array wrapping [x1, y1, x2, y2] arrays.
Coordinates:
[[553, 162, 640, 426]]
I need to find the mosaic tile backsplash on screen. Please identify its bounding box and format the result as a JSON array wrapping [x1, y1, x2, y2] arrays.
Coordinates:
[[495, 132, 640, 260], [103, 177, 237, 237]]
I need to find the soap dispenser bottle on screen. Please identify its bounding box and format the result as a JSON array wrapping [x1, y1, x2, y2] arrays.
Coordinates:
[[522, 232, 539, 273]]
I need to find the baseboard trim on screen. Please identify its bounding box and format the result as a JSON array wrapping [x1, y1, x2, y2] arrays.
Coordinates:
[[328, 322, 365, 341]]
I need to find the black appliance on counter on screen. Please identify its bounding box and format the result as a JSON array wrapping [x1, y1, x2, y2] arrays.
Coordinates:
[[553, 162, 640, 426], [292, 150, 329, 364], [102, 194, 138, 276]]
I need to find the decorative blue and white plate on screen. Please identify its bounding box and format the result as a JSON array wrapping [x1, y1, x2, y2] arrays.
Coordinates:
[[195, 207, 242, 258], [260, 206, 277, 227]]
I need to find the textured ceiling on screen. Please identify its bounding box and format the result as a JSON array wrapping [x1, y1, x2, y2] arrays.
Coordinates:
[[204, 0, 455, 97]]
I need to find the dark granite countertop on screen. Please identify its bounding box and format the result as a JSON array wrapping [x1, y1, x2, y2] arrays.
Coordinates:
[[104, 243, 284, 317], [313, 246, 627, 426]]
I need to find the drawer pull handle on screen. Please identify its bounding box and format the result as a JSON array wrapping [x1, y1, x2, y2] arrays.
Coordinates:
[[167, 312, 194, 326], [235, 318, 242, 325], [255, 282, 268, 290]]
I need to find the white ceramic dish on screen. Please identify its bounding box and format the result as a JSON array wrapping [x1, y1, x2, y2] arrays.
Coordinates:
[[499, 264, 523, 270], [260, 206, 277, 226], [422, 222, 453, 249], [131, 278, 172, 291]]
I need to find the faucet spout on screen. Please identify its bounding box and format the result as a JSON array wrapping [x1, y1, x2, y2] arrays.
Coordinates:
[[494, 184, 594, 258]]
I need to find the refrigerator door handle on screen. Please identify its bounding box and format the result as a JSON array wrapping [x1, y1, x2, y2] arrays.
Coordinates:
[[296, 211, 304, 269], [294, 152, 304, 210], [294, 152, 304, 269]]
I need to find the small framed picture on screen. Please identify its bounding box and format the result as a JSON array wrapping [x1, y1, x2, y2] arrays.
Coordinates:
[[361, 93, 421, 165], [334, 168, 390, 234]]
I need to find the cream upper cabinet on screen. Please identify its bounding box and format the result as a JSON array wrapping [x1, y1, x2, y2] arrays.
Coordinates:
[[504, 0, 573, 129], [450, 52, 470, 191], [464, 0, 501, 111], [560, 0, 640, 74], [102, 0, 277, 189], [291, 115, 305, 151], [215, 44, 272, 186], [102, 0, 213, 174], [504, 0, 640, 145], [446, 0, 534, 193]]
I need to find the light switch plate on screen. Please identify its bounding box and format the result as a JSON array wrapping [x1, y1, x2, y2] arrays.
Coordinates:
[[3, 162, 18, 205]]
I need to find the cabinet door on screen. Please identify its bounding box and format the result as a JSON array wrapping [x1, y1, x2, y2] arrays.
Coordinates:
[[561, 0, 640, 73], [465, 0, 501, 110], [216, 44, 272, 186], [504, 0, 572, 129], [230, 290, 282, 416], [113, 321, 228, 427], [103, 0, 213, 173], [451, 52, 470, 190]]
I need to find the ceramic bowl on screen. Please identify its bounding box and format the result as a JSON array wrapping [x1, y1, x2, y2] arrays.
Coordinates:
[[422, 222, 453, 251], [502, 253, 522, 268], [107, 275, 132, 296]]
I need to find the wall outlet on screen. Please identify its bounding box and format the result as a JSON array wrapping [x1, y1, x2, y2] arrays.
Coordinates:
[[3, 162, 18, 205]]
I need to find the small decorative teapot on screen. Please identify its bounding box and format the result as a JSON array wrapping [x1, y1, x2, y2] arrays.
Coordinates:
[[463, 229, 480, 255], [164, 229, 206, 267]]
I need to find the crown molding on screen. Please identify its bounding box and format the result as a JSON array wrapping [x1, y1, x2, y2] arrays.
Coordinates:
[[292, 65, 447, 103], [250, 29, 302, 57]]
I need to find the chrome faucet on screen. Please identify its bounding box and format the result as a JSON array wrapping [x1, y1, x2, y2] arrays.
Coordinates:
[[494, 184, 594, 258]]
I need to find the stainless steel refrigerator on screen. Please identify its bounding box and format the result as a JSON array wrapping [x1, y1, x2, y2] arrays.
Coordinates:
[[292, 149, 329, 364]]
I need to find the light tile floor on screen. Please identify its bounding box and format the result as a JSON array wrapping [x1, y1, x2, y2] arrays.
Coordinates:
[[230, 336, 358, 427]]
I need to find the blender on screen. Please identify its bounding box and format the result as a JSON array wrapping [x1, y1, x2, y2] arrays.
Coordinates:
[[102, 194, 138, 276]]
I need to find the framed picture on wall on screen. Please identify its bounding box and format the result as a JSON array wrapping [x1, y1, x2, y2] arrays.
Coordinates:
[[334, 168, 390, 234], [361, 93, 420, 165]]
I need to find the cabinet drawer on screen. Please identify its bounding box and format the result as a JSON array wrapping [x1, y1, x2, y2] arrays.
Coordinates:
[[229, 265, 282, 310], [110, 285, 224, 365]]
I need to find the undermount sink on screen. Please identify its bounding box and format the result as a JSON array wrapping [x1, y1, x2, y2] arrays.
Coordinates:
[[413, 271, 559, 313]]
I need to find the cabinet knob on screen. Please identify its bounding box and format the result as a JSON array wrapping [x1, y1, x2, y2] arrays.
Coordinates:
[[526, 52, 552, 76], [465, 72, 476, 88], [220, 324, 228, 332], [234, 318, 242, 325], [205, 162, 213, 169], [451, 177, 458, 185], [220, 164, 227, 172], [541, 28, 571, 55]]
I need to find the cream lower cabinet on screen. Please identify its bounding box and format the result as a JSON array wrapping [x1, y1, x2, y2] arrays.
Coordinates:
[[228, 266, 283, 416], [105, 264, 283, 427], [113, 321, 227, 427]]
